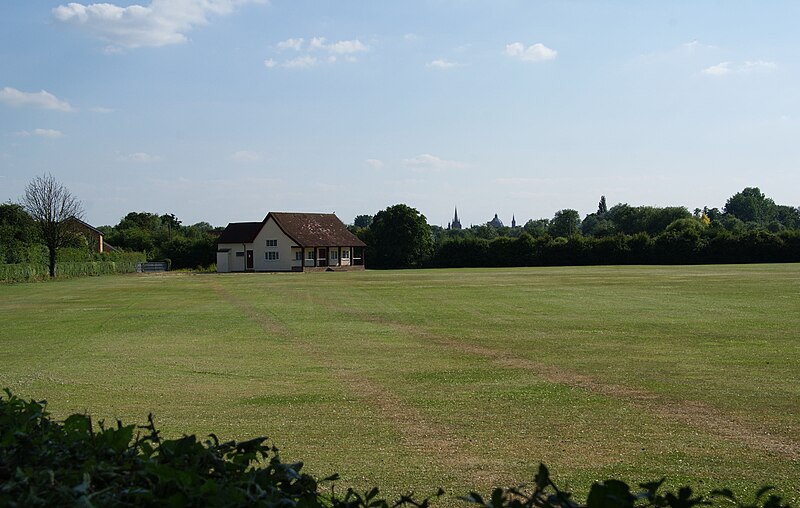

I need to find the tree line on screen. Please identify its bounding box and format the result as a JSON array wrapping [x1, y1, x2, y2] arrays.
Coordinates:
[[354, 187, 800, 269], [98, 212, 220, 270], [1, 174, 221, 276], [4, 175, 797, 275]]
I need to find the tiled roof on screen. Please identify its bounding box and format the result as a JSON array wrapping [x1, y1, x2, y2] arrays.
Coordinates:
[[217, 222, 262, 243], [217, 213, 366, 247], [270, 212, 366, 247]]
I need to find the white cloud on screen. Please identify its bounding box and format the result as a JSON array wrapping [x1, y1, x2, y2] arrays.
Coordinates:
[[365, 158, 384, 169], [326, 39, 368, 55], [0, 87, 74, 112], [17, 128, 65, 138], [52, 0, 264, 50], [403, 33, 419, 42], [277, 37, 304, 51], [265, 36, 368, 68], [741, 60, 777, 72], [283, 55, 318, 69], [119, 152, 160, 163], [703, 60, 776, 76], [682, 40, 700, 50], [427, 59, 460, 69], [505, 42, 557, 62], [231, 150, 260, 162], [403, 153, 467, 172], [702, 62, 731, 76]]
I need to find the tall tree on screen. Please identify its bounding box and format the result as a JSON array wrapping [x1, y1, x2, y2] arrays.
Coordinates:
[[353, 214, 373, 228], [21, 174, 84, 277], [549, 209, 581, 237], [724, 187, 776, 224], [367, 204, 432, 269], [597, 195, 608, 215], [0, 203, 39, 263]]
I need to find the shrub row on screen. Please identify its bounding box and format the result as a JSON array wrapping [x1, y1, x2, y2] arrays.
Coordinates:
[[1, 258, 145, 283], [0, 390, 792, 508], [429, 230, 800, 268]]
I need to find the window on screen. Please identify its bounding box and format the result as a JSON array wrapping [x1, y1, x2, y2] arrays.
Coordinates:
[[235, 251, 244, 257], [331, 251, 338, 260], [265, 251, 279, 261], [307, 250, 315, 260], [342, 250, 350, 259], [266, 239, 277, 247], [295, 251, 302, 261]]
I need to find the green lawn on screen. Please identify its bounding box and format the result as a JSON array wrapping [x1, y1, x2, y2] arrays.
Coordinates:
[[1, 265, 798, 503]]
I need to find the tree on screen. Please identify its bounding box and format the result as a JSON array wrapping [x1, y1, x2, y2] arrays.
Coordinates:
[[0, 203, 40, 264], [160, 213, 182, 241], [21, 174, 84, 277], [523, 219, 549, 237], [597, 195, 608, 215], [724, 187, 776, 224], [353, 214, 373, 228], [367, 204, 433, 269], [548, 209, 581, 238]]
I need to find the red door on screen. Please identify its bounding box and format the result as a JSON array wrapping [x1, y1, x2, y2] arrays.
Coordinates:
[[246, 250, 254, 270]]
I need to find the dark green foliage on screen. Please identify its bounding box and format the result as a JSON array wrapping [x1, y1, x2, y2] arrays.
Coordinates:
[[366, 204, 433, 269], [431, 188, 798, 268], [0, 203, 41, 264], [604, 205, 692, 236], [104, 212, 219, 269], [724, 187, 776, 225], [597, 196, 608, 216], [0, 251, 146, 282], [549, 209, 581, 238], [0, 390, 441, 508], [353, 214, 374, 228], [429, 229, 800, 268], [461, 464, 790, 508]]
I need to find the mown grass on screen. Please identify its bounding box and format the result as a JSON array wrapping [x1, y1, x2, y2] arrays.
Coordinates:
[[1, 265, 798, 503]]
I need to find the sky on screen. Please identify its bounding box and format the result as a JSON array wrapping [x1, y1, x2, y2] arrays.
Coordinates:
[[1, 1, 799, 228]]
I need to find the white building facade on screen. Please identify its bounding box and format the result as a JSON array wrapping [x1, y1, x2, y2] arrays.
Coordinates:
[[216, 212, 365, 273]]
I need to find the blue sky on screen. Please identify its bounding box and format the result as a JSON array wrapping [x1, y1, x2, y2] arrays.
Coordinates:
[[1, 1, 798, 228]]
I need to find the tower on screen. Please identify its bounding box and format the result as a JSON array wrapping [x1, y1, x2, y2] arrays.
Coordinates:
[[450, 207, 462, 230], [512, 215, 516, 228]]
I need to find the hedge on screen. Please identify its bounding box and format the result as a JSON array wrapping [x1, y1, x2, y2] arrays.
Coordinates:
[[1, 252, 146, 283]]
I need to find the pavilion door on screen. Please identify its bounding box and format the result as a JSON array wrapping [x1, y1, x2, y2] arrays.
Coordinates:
[[246, 250, 254, 270], [318, 248, 327, 267]]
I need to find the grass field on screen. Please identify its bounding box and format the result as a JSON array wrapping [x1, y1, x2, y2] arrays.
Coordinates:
[[1, 265, 798, 503]]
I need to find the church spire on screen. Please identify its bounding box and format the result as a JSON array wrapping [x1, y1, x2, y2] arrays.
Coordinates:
[[450, 206, 462, 230]]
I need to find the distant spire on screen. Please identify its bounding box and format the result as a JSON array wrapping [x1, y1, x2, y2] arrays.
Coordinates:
[[512, 214, 516, 228], [450, 206, 462, 230]]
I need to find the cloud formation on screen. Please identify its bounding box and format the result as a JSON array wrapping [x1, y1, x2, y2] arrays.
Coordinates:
[[403, 153, 466, 172], [505, 42, 557, 62], [17, 128, 65, 138], [119, 152, 160, 163], [230, 150, 260, 162], [427, 59, 460, 69], [702, 62, 731, 76], [703, 60, 776, 76], [0, 87, 74, 112], [266, 36, 369, 68], [52, 0, 264, 49], [365, 159, 384, 169]]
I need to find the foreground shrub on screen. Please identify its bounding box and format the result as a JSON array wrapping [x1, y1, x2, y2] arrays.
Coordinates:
[[0, 390, 792, 508]]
